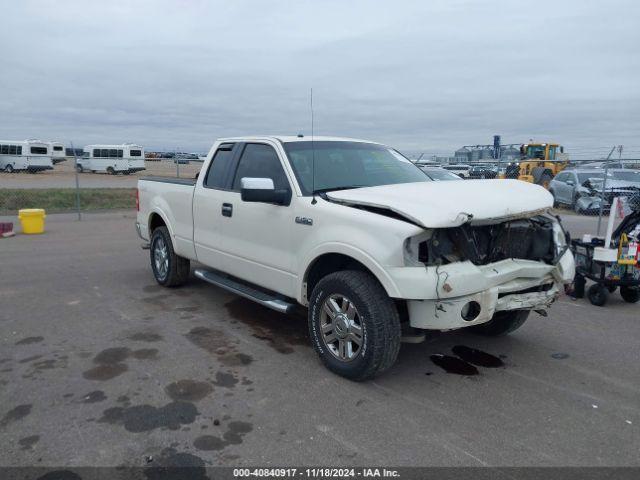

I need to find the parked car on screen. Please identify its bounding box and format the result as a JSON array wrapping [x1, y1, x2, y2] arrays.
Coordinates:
[[136, 136, 574, 381], [468, 164, 498, 179], [441, 164, 472, 178], [549, 168, 640, 213], [419, 166, 464, 181]]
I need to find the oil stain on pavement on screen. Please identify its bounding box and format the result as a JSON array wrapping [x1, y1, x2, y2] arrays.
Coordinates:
[[82, 346, 159, 381], [1, 404, 32, 427], [430, 345, 506, 375], [193, 421, 253, 451], [143, 447, 208, 480], [165, 380, 213, 402], [15, 336, 44, 346], [98, 401, 199, 433], [224, 298, 309, 354], [185, 326, 253, 367]]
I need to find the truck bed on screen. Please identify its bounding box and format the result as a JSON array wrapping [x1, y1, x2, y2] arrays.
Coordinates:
[[139, 176, 197, 186]]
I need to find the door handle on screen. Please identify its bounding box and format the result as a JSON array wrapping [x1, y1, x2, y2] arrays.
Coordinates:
[[221, 203, 233, 217]]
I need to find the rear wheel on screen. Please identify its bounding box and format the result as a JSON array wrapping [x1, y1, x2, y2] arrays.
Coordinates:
[[471, 310, 529, 336], [76, 164, 83, 173], [308, 270, 401, 381], [4, 164, 14, 173], [620, 286, 640, 303], [106, 166, 115, 175], [587, 284, 608, 306], [150, 226, 190, 287]]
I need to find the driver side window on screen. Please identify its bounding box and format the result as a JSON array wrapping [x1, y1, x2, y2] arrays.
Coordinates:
[[231, 144, 290, 191]]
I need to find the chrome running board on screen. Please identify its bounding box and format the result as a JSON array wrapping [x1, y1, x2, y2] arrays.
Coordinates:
[[194, 269, 296, 314]]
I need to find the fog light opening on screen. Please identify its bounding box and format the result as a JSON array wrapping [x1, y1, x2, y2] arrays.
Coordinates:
[[461, 301, 481, 321]]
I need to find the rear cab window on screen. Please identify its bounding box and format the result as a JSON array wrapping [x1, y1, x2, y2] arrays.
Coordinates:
[[204, 143, 236, 189]]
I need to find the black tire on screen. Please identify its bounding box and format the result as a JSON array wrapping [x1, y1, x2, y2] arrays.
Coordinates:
[[539, 173, 553, 189], [5, 164, 14, 173], [76, 164, 83, 173], [620, 286, 640, 303], [106, 167, 115, 175], [470, 310, 530, 336], [149, 226, 190, 287], [573, 274, 586, 298], [587, 284, 608, 306], [308, 270, 401, 381]]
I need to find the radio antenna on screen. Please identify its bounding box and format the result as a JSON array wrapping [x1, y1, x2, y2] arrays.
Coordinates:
[[310, 87, 317, 205]]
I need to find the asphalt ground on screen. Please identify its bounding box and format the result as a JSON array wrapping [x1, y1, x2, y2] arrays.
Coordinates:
[[0, 212, 638, 470]]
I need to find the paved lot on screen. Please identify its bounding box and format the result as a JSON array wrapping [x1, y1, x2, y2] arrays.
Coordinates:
[[0, 212, 638, 469]]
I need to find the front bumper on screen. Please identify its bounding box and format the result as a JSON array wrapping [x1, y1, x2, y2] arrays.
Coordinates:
[[388, 250, 575, 330]]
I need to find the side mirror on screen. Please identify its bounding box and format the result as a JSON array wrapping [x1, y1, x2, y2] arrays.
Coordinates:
[[566, 179, 575, 186], [240, 177, 291, 205]]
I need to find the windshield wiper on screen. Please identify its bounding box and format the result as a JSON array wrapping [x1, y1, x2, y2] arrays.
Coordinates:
[[312, 185, 367, 195]]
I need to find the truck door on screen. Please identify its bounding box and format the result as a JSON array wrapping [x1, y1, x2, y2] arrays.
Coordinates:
[[193, 142, 295, 297]]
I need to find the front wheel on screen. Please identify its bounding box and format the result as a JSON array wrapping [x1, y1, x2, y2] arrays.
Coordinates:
[[150, 226, 190, 287], [76, 164, 83, 173], [308, 270, 401, 381], [471, 310, 530, 336], [620, 286, 640, 303], [106, 166, 115, 175]]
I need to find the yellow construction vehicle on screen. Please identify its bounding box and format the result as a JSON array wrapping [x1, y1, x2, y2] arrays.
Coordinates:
[[515, 142, 569, 188]]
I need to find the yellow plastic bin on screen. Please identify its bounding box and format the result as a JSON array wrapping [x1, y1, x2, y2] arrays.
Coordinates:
[[18, 209, 46, 234]]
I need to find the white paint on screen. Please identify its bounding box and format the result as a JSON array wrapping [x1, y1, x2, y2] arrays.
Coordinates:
[[137, 136, 575, 332]]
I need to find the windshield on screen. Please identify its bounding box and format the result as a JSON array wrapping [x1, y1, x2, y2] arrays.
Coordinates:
[[612, 171, 640, 182], [423, 169, 462, 181], [578, 172, 604, 184], [283, 141, 428, 195], [525, 145, 546, 159]]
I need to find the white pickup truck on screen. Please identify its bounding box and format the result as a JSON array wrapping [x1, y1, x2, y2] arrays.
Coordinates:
[[136, 136, 575, 380]]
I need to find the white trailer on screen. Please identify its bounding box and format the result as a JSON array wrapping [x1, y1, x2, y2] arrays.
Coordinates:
[[50, 141, 66, 164], [78, 144, 146, 174], [0, 140, 54, 173]]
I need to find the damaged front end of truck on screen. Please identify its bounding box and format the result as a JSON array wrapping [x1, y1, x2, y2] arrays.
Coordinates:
[[327, 180, 576, 331], [402, 214, 575, 330]]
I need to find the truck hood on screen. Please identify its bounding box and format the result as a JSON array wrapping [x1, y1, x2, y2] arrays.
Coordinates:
[[326, 180, 553, 228]]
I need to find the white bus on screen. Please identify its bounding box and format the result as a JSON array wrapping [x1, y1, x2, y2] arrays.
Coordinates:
[[78, 144, 146, 174], [0, 140, 54, 173], [49, 141, 66, 164]]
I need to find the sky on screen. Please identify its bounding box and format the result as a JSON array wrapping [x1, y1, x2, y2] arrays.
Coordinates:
[[1, 0, 639, 158]]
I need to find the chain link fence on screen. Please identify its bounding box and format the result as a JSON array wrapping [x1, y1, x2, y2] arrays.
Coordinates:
[[2, 147, 639, 232], [0, 149, 203, 220]]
